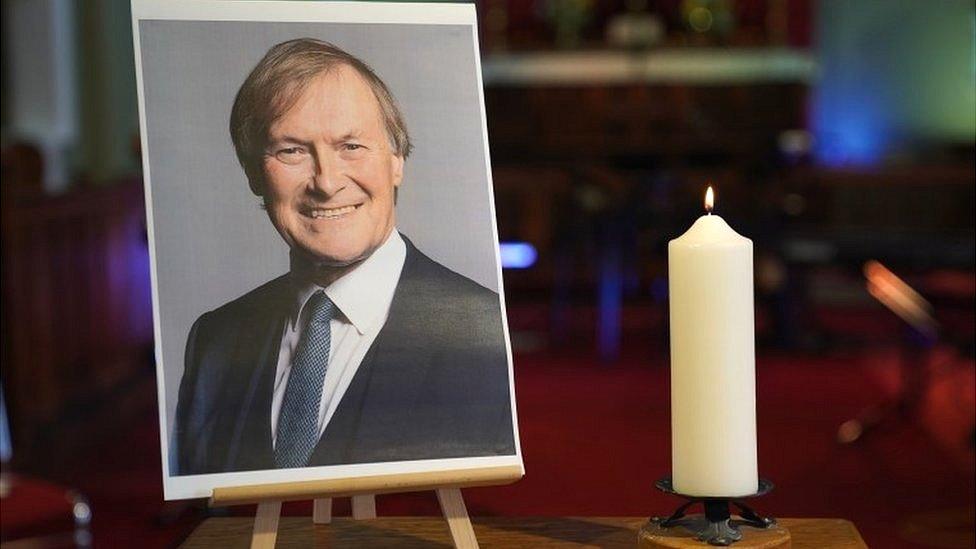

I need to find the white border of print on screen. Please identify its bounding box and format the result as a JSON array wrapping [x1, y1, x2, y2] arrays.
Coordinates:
[[131, 0, 522, 501]]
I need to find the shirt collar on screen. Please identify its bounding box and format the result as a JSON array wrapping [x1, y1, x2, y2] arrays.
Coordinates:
[[289, 230, 406, 335]]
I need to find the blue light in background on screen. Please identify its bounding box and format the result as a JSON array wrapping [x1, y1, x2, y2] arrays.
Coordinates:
[[499, 242, 537, 269], [810, 2, 892, 167], [811, 1, 976, 167], [813, 101, 888, 167]]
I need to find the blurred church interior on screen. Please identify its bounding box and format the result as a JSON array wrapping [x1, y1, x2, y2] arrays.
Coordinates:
[[1, 1, 973, 547]]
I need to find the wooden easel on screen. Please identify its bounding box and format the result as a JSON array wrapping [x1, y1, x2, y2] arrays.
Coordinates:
[[211, 464, 522, 549]]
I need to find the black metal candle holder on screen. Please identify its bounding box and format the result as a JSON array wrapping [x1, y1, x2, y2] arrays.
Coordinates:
[[648, 476, 776, 546]]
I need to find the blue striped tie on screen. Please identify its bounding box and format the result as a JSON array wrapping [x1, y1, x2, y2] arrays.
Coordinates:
[[274, 291, 335, 468]]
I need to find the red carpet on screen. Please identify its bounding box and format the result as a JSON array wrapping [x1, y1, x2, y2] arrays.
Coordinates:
[[14, 308, 976, 548]]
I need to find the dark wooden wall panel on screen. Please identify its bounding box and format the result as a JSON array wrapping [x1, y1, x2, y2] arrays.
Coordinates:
[[1, 181, 154, 460]]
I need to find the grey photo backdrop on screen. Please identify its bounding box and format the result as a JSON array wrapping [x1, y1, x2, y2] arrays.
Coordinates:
[[138, 20, 500, 469]]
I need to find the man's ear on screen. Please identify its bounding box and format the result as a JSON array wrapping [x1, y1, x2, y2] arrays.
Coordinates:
[[391, 154, 404, 187]]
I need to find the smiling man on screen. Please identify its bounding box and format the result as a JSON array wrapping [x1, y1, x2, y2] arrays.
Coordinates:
[[174, 39, 515, 475]]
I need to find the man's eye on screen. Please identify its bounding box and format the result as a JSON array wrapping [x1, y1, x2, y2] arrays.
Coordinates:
[[274, 147, 307, 164], [343, 143, 364, 151]]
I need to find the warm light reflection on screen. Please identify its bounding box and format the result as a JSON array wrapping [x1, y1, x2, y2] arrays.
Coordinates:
[[704, 186, 714, 214], [864, 260, 937, 335]]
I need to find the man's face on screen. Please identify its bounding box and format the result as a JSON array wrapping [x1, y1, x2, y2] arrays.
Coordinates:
[[261, 65, 404, 267]]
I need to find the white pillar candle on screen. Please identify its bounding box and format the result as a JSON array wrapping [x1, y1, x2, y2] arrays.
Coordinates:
[[668, 187, 758, 497]]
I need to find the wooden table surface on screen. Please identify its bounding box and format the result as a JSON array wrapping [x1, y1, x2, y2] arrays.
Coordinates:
[[181, 516, 868, 548]]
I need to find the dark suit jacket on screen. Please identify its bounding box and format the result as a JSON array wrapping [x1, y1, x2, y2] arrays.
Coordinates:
[[175, 237, 515, 475]]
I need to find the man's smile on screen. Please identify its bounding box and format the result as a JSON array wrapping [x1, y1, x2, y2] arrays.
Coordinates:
[[260, 65, 402, 267], [301, 203, 362, 220]]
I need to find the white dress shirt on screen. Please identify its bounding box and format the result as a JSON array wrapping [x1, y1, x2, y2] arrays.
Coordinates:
[[270, 230, 406, 447]]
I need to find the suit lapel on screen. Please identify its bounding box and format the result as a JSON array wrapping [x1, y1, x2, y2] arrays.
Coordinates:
[[309, 239, 431, 465], [223, 279, 291, 472]]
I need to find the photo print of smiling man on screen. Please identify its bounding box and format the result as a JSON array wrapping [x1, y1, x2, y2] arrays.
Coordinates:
[[133, 2, 520, 499]]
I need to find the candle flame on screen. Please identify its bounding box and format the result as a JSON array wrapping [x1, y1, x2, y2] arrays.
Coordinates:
[[704, 186, 714, 214]]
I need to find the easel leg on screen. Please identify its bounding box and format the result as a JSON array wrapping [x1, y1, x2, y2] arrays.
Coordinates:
[[251, 501, 281, 549], [312, 498, 332, 524], [351, 495, 376, 519], [436, 488, 478, 549]]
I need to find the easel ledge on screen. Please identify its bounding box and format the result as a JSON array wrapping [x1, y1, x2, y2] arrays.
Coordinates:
[[211, 464, 523, 506]]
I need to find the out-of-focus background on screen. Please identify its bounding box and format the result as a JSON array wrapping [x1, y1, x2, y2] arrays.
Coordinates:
[[1, 1, 973, 547]]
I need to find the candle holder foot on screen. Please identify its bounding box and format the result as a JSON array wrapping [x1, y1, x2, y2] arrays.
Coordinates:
[[647, 476, 776, 547]]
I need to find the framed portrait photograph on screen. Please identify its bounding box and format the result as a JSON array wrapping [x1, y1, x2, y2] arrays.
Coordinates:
[[132, 0, 522, 500]]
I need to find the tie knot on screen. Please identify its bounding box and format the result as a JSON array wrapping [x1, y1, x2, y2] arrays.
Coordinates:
[[306, 291, 336, 325]]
